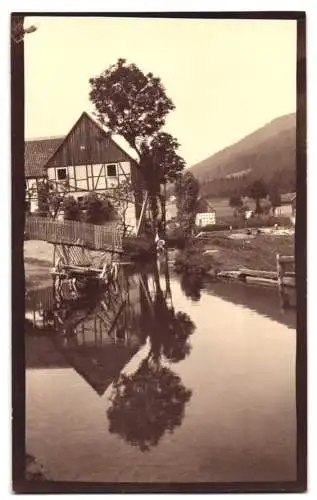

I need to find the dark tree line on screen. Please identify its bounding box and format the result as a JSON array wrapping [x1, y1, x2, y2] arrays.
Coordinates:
[[200, 168, 295, 201], [228, 178, 283, 216]]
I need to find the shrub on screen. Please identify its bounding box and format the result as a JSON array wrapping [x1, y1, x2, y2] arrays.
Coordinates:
[[166, 225, 186, 249], [62, 196, 81, 221], [174, 240, 218, 277], [82, 193, 114, 224], [200, 222, 229, 232]]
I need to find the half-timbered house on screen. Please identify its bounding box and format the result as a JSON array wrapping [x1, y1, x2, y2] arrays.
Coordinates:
[[25, 112, 143, 230]]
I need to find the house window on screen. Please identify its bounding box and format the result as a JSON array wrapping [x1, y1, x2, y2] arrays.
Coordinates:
[[106, 164, 117, 177], [57, 168, 67, 180]]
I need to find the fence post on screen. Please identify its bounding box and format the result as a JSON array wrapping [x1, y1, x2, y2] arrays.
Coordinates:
[[276, 253, 289, 309]]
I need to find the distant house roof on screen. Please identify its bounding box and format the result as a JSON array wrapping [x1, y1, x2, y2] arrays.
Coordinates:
[[197, 196, 215, 213], [25, 136, 64, 178], [280, 192, 296, 204]]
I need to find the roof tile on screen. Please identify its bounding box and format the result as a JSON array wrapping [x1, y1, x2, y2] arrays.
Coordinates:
[[25, 137, 64, 178], [280, 192, 296, 204]]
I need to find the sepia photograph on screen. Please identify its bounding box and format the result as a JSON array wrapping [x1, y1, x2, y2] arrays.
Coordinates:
[[11, 12, 306, 493]]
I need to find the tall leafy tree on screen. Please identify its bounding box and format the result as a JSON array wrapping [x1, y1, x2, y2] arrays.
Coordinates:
[[175, 171, 200, 236], [260, 197, 272, 216], [229, 194, 243, 210], [268, 184, 282, 216], [229, 193, 243, 217], [89, 58, 185, 234], [34, 179, 64, 218], [246, 179, 268, 214]]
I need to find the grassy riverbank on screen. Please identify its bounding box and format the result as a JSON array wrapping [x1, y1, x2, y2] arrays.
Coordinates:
[[205, 232, 294, 271], [24, 231, 294, 291], [174, 231, 294, 275]]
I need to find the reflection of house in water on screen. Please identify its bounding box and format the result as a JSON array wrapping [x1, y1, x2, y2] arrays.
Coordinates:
[[25, 273, 148, 396]]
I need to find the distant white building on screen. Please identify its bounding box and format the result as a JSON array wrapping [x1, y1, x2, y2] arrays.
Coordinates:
[[195, 197, 216, 227], [275, 192, 296, 217], [195, 211, 216, 227]]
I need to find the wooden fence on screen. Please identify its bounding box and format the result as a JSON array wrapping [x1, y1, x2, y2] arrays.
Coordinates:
[[25, 216, 123, 252]]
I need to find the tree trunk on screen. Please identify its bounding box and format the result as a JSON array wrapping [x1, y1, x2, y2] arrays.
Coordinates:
[[255, 198, 261, 214], [164, 253, 172, 301], [153, 260, 162, 292], [148, 191, 159, 238], [159, 186, 167, 237]]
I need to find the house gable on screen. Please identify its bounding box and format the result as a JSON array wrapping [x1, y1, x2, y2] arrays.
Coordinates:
[[45, 112, 135, 168]]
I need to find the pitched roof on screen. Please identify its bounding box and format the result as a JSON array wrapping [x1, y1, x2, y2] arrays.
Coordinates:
[[25, 136, 64, 178], [280, 192, 296, 204], [57, 341, 140, 396], [24, 111, 140, 178], [197, 196, 215, 212]]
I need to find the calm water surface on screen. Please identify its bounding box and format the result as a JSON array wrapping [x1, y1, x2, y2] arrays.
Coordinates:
[[26, 265, 296, 483]]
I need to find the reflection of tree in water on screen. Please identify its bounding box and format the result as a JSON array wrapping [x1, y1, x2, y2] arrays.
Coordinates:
[[106, 261, 195, 452], [149, 305, 195, 363], [180, 274, 203, 302], [143, 264, 196, 363], [107, 357, 192, 452]]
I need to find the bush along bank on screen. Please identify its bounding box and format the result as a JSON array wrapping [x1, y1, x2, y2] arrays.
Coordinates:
[[173, 240, 220, 278]]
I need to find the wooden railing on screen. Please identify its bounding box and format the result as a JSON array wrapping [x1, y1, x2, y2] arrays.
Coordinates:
[[25, 216, 123, 252]]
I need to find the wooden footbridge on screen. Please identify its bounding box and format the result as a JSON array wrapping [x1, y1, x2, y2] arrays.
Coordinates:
[[25, 215, 124, 253]]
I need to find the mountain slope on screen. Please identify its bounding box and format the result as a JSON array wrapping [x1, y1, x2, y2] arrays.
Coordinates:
[[189, 113, 296, 196]]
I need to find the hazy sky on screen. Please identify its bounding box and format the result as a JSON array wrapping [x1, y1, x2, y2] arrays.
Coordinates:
[[24, 16, 297, 166]]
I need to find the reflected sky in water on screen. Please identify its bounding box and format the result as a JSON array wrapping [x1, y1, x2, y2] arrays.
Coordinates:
[[25, 263, 296, 483]]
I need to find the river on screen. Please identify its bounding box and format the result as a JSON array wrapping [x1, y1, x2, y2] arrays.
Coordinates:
[[25, 264, 296, 483]]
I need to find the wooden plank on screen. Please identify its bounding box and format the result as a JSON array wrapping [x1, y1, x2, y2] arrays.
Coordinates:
[[62, 264, 101, 273], [284, 271, 296, 278], [282, 277, 296, 288], [244, 276, 277, 287], [238, 268, 277, 280], [216, 270, 242, 280], [106, 301, 127, 338], [135, 192, 148, 237], [278, 255, 295, 264]]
